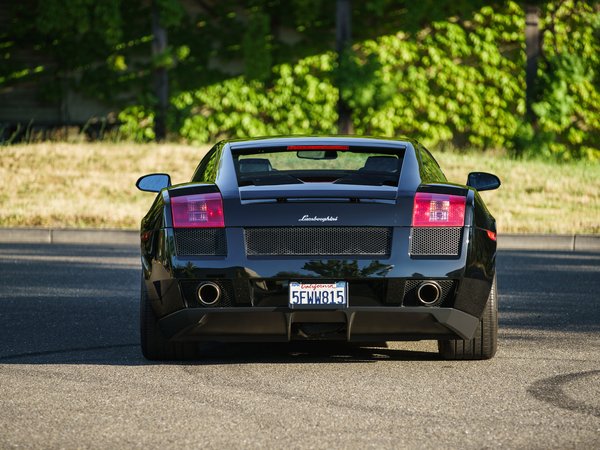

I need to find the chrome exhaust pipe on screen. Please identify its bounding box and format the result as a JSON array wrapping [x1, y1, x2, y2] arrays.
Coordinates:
[[416, 281, 442, 306], [197, 282, 221, 306]]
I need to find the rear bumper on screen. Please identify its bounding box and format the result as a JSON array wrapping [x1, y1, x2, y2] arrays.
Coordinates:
[[144, 226, 495, 343], [158, 306, 480, 342]]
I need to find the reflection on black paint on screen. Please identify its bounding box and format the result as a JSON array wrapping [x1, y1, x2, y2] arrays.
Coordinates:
[[276, 259, 393, 278]]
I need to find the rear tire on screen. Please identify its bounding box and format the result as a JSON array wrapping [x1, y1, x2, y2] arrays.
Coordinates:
[[140, 277, 198, 361], [438, 275, 498, 360]]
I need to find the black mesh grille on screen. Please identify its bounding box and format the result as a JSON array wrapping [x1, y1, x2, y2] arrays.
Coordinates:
[[403, 279, 456, 306], [244, 227, 392, 256], [409, 227, 462, 256], [174, 228, 227, 256]]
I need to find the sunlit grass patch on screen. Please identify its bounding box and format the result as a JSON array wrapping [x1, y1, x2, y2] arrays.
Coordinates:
[[440, 151, 600, 234], [1, 143, 598, 233], [1, 142, 207, 229]]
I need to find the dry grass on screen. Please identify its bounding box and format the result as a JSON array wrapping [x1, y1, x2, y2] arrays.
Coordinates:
[[1, 143, 598, 234], [0, 143, 208, 229], [441, 152, 600, 234]]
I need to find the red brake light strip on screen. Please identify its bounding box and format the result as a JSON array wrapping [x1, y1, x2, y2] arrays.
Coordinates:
[[287, 145, 349, 150]]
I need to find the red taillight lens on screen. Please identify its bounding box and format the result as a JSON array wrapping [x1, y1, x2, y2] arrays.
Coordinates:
[[171, 193, 225, 228], [412, 192, 466, 227], [486, 230, 497, 241]]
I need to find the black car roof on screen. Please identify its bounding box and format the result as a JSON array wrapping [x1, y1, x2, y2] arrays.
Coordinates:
[[226, 135, 415, 149]]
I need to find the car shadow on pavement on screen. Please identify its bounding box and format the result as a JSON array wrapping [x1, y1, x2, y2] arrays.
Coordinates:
[[185, 341, 442, 365], [2, 244, 598, 365], [0, 340, 444, 365], [497, 250, 600, 334]]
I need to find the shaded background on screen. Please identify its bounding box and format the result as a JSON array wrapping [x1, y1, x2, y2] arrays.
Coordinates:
[[0, 0, 599, 160]]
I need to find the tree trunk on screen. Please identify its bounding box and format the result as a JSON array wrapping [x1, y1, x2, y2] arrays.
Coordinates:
[[525, 4, 540, 123], [336, 0, 353, 135], [152, 0, 168, 141]]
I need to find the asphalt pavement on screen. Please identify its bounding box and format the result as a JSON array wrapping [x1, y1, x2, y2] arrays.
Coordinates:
[[2, 227, 600, 251], [0, 243, 599, 449]]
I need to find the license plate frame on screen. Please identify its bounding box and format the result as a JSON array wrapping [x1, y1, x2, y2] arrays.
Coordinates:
[[288, 281, 348, 309]]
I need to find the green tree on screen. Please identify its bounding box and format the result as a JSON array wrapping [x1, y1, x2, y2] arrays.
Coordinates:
[[1, 0, 598, 159]]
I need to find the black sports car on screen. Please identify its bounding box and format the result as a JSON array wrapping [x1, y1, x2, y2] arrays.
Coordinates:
[[136, 136, 501, 360]]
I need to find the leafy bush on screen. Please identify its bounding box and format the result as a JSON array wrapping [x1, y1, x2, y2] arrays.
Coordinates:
[[520, 1, 600, 161], [172, 54, 338, 143], [353, 3, 525, 150], [118, 106, 155, 142], [117, 1, 599, 160], [169, 2, 525, 150]]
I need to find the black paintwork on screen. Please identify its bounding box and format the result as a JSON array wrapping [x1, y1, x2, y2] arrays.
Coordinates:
[[138, 136, 498, 342]]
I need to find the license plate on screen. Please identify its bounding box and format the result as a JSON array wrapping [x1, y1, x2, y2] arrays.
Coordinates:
[[289, 282, 347, 308]]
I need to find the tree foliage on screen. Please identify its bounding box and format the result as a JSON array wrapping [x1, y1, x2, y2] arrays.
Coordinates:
[[1, 0, 599, 159], [517, 1, 600, 160]]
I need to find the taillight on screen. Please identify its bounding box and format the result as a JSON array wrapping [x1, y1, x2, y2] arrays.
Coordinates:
[[412, 192, 466, 227], [171, 193, 225, 228], [486, 230, 497, 241]]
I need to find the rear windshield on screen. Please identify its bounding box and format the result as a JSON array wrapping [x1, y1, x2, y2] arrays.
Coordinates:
[[232, 145, 404, 187]]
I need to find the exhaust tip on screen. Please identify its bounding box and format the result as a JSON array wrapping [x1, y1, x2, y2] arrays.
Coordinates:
[[197, 282, 221, 306], [416, 281, 442, 306]]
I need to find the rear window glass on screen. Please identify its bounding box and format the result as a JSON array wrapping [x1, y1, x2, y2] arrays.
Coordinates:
[[232, 145, 404, 187]]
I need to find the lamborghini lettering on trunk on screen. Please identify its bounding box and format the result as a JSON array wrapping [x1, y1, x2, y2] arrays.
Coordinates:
[[298, 215, 338, 222]]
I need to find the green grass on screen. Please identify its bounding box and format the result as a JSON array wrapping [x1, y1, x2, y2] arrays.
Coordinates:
[[440, 152, 599, 234], [1, 143, 598, 234]]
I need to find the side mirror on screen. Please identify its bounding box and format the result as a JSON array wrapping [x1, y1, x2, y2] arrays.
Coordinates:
[[467, 172, 501, 192], [136, 173, 171, 193]]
